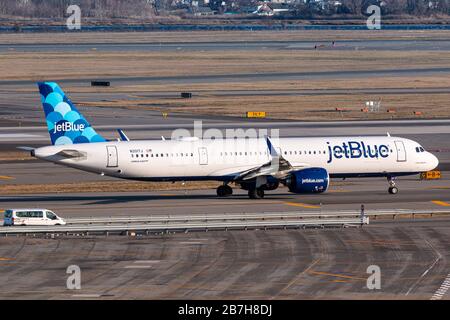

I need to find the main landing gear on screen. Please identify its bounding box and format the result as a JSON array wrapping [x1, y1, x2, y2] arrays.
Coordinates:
[[248, 188, 264, 199], [387, 177, 399, 194], [216, 184, 233, 197]]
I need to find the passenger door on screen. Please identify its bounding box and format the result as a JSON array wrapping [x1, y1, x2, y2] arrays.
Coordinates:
[[394, 141, 407, 162], [106, 146, 118, 167], [198, 147, 208, 165]]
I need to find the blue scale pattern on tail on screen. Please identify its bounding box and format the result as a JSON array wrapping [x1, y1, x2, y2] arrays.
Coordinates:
[[37, 82, 106, 145]]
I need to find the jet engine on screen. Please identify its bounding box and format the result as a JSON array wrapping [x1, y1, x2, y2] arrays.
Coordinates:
[[285, 168, 329, 194]]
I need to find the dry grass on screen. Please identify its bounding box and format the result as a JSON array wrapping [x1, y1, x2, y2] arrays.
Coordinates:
[[0, 180, 219, 195], [0, 151, 32, 161], [0, 179, 353, 195], [75, 76, 450, 120], [1, 30, 449, 120], [2, 50, 450, 81]]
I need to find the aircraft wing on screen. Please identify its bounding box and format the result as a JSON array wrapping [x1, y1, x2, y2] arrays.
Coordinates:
[[234, 137, 310, 181]]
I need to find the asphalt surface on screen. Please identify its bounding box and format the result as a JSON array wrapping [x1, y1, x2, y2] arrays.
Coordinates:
[[2, 39, 450, 53], [2, 67, 450, 87], [0, 218, 449, 299], [0, 173, 449, 216]]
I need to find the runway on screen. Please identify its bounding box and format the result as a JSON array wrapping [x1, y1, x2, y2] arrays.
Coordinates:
[[2, 67, 450, 87], [2, 38, 450, 53], [0, 218, 449, 299], [1, 173, 449, 217]]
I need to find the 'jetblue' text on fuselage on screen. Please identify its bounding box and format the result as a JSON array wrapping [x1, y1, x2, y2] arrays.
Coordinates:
[[327, 141, 390, 163]]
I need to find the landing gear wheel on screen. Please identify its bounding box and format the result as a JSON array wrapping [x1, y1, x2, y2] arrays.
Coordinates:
[[216, 185, 233, 197], [387, 177, 398, 195], [248, 188, 264, 199], [248, 189, 258, 199], [257, 189, 265, 199], [388, 186, 398, 194]]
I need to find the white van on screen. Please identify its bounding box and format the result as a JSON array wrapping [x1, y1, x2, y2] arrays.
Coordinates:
[[3, 209, 66, 226]]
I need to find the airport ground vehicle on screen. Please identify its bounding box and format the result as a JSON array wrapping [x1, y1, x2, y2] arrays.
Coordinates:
[[3, 209, 66, 226]]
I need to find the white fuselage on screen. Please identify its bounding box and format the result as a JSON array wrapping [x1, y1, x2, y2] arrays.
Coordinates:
[[33, 136, 439, 182]]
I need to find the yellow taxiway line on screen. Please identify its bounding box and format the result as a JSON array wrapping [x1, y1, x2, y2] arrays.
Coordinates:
[[284, 202, 321, 209], [432, 200, 450, 207], [0, 175, 14, 180]]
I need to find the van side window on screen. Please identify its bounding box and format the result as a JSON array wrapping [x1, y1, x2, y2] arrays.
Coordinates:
[[17, 211, 42, 218]]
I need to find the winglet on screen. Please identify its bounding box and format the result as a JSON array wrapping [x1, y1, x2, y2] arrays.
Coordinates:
[[117, 129, 130, 141]]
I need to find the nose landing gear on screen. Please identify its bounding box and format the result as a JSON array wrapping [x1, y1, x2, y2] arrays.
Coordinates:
[[387, 177, 398, 194], [216, 184, 233, 197]]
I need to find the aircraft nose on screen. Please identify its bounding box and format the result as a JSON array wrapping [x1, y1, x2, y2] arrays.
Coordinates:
[[429, 153, 439, 170]]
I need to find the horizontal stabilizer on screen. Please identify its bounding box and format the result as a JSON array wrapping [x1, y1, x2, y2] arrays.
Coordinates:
[[16, 146, 35, 151]]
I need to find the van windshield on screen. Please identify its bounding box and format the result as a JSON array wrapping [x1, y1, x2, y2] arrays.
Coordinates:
[[46, 211, 57, 220]]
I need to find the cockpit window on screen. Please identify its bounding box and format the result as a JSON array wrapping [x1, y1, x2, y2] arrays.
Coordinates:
[[420, 147, 425, 152]]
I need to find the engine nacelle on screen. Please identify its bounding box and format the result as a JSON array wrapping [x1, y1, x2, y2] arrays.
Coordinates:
[[286, 168, 329, 194]]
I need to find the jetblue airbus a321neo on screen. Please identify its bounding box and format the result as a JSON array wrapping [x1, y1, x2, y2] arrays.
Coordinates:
[[25, 82, 439, 199]]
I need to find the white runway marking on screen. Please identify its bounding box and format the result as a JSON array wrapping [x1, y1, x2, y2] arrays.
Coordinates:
[[124, 265, 152, 269], [133, 260, 160, 264], [71, 294, 102, 298], [179, 241, 205, 245], [406, 240, 442, 296], [431, 273, 450, 300]]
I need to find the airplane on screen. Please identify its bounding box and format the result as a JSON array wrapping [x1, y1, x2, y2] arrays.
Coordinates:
[[26, 82, 439, 199]]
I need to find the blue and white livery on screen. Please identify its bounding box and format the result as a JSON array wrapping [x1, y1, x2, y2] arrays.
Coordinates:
[[30, 82, 439, 198]]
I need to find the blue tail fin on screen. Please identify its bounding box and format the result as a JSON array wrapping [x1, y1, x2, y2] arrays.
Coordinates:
[[38, 82, 106, 145]]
